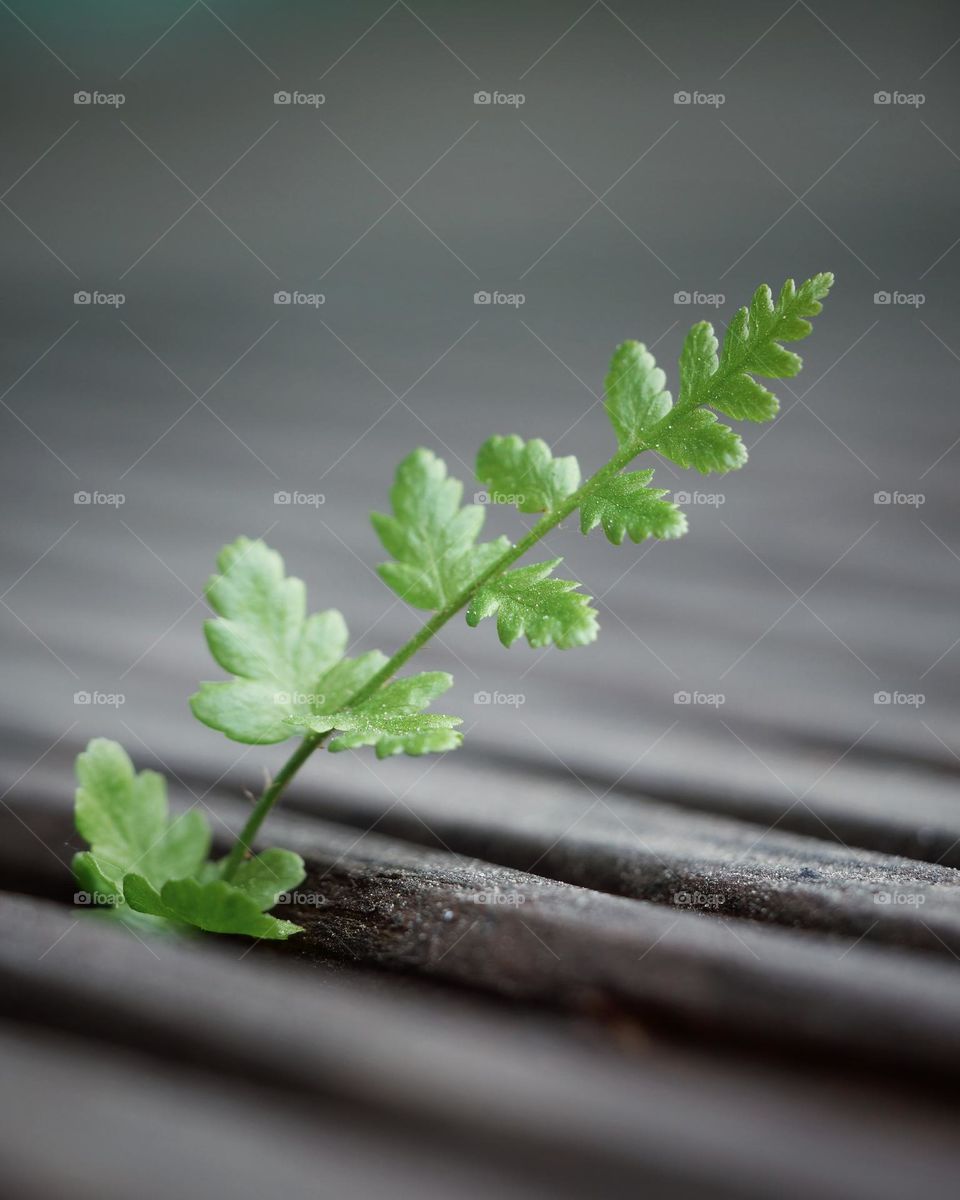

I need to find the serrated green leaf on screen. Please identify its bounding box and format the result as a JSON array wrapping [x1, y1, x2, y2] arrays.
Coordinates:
[[302, 669, 462, 758], [228, 848, 305, 910], [714, 373, 778, 422], [466, 559, 599, 650], [372, 448, 510, 610], [73, 739, 210, 897], [678, 322, 718, 404], [657, 409, 747, 475], [327, 713, 463, 758], [604, 341, 673, 450], [124, 874, 301, 941], [475, 435, 581, 513], [73, 850, 125, 906], [580, 471, 688, 545], [677, 273, 834, 425], [305, 650, 389, 713], [190, 537, 352, 744]]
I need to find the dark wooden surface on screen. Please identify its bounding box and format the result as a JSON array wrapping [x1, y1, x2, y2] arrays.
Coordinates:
[[4, 3, 960, 1196]]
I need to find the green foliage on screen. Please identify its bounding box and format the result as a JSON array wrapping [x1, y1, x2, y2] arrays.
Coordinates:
[[580, 470, 687, 545], [191, 538, 352, 744], [466, 560, 599, 649], [72, 273, 834, 944], [372, 448, 509, 610], [123, 875, 302, 941], [476, 435, 581, 513], [604, 341, 673, 450], [73, 739, 210, 902], [656, 409, 748, 475], [302, 671, 462, 758], [651, 273, 834, 474], [73, 739, 304, 941]]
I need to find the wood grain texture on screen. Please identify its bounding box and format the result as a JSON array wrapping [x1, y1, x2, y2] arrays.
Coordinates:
[[3, 893, 959, 1200]]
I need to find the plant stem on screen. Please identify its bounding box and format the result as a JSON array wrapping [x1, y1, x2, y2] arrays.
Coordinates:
[[221, 438, 641, 875], [220, 731, 324, 878]]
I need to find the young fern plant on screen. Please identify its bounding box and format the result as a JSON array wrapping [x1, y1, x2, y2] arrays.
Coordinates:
[[73, 273, 833, 940]]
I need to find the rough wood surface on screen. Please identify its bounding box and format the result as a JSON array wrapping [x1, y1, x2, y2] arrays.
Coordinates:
[[4, 6, 960, 1193], [3, 894, 959, 1200], [280, 755, 960, 955], [4, 793, 960, 1077]]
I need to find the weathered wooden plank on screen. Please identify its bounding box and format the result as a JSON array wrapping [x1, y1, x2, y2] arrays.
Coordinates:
[[247, 809, 960, 1076], [2, 894, 958, 1200], [284, 755, 960, 956], [4, 790, 960, 1074], [7, 741, 960, 965], [0, 1028, 550, 1200]]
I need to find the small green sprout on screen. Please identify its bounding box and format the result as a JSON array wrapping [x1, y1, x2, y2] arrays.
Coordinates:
[[72, 274, 834, 939]]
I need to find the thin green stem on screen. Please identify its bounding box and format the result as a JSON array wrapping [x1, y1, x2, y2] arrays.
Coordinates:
[[221, 437, 643, 874], [220, 731, 324, 879]]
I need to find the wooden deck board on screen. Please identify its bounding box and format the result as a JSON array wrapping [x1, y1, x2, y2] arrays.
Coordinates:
[[3, 893, 959, 1200]]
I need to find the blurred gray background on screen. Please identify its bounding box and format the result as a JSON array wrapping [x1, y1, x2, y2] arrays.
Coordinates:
[[2, 0, 959, 830]]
